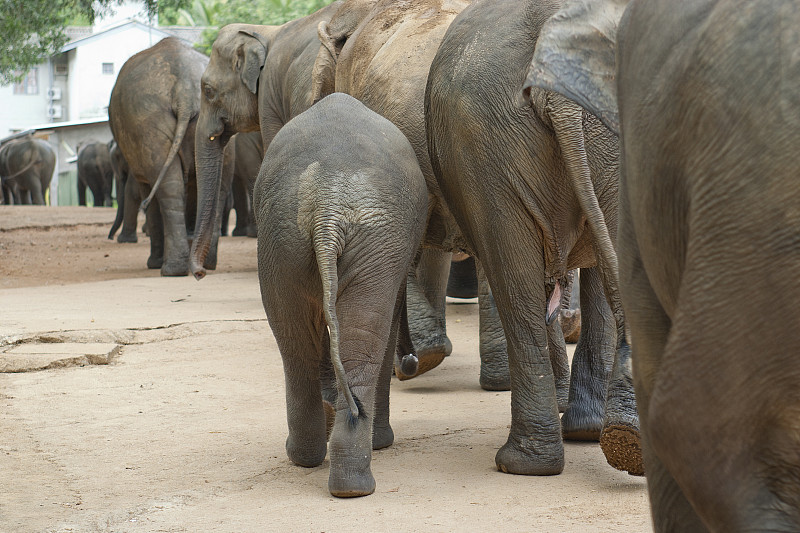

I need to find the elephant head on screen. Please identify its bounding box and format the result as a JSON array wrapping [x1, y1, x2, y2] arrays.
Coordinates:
[[191, 24, 276, 278]]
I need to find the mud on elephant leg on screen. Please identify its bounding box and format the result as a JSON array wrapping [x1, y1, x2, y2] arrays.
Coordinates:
[[398, 248, 452, 380]]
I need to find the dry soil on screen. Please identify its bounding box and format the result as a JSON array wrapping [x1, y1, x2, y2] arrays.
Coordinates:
[[0, 206, 652, 532]]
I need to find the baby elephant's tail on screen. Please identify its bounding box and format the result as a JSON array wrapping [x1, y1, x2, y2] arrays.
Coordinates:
[[315, 228, 361, 424]]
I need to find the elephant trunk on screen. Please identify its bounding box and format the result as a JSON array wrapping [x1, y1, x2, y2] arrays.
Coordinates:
[[190, 130, 226, 279]]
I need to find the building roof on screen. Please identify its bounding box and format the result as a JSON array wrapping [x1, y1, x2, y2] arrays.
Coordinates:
[[60, 20, 176, 52], [0, 117, 109, 144]]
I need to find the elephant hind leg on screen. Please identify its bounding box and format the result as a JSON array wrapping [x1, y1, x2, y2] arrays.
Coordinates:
[[618, 207, 701, 527], [562, 266, 613, 441], [327, 257, 406, 497], [270, 311, 330, 469], [144, 193, 164, 270], [153, 161, 189, 276]]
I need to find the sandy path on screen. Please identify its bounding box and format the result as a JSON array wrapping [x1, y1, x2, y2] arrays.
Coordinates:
[[0, 207, 651, 532]]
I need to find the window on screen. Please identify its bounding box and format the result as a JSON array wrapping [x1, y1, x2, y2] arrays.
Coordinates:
[[13, 68, 38, 95], [102, 63, 114, 75]]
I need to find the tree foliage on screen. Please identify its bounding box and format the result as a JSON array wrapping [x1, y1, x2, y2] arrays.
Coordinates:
[[183, 0, 334, 55], [0, 0, 189, 84]]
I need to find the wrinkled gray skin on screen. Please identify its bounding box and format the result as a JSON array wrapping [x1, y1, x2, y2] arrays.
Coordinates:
[[312, 0, 555, 390], [189, 2, 343, 278], [255, 93, 428, 498], [425, 0, 641, 476], [109, 37, 229, 276], [220, 131, 263, 238], [0, 137, 55, 205], [107, 140, 143, 242], [76, 140, 114, 207], [527, 0, 800, 529]]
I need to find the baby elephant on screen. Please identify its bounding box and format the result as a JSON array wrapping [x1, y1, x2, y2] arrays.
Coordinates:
[[253, 93, 428, 497]]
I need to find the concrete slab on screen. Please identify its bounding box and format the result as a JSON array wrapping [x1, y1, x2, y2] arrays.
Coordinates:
[[1, 343, 120, 372]]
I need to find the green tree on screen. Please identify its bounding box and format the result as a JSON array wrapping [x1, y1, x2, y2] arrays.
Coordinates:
[[0, 0, 190, 84], [186, 0, 333, 55]]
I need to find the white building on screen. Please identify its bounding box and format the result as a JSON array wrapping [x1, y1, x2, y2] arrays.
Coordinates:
[[0, 2, 205, 205]]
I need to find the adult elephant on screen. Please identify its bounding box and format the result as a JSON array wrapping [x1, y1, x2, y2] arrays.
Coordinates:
[[526, 0, 800, 529], [109, 37, 227, 275], [76, 140, 114, 207], [189, 2, 343, 278], [425, 0, 640, 476], [311, 0, 536, 389], [0, 136, 56, 205]]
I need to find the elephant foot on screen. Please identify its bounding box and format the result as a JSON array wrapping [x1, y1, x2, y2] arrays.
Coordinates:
[[561, 404, 603, 441], [394, 344, 449, 381], [286, 435, 327, 468], [479, 369, 510, 391], [559, 309, 581, 344], [372, 424, 394, 450], [161, 262, 189, 276], [601, 342, 642, 474], [329, 423, 376, 497], [495, 433, 564, 476], [599, 424, 644, 476], [147, 255, 163, 269], [117, 232, 138, 243], [328, 468, 376, 498]]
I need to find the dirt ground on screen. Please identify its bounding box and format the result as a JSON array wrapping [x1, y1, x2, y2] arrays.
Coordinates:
[[0, 206, 652, 532]]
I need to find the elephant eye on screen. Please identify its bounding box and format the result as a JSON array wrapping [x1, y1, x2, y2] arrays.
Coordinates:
[[203, 84, 216, 100]]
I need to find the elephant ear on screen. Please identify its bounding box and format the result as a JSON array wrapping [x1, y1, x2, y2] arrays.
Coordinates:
[[524, 0, 630, 135], [236, 30, 268, 94]]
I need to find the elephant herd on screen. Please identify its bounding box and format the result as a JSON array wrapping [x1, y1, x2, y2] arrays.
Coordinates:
[[98, 0, 798, 530]]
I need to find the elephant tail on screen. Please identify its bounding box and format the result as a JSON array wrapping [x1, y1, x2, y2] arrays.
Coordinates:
[[2, 149, 39, 181], [550, 94, 625, 339], [314, 226, 361, 423], [139, 111, 191, 213]]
